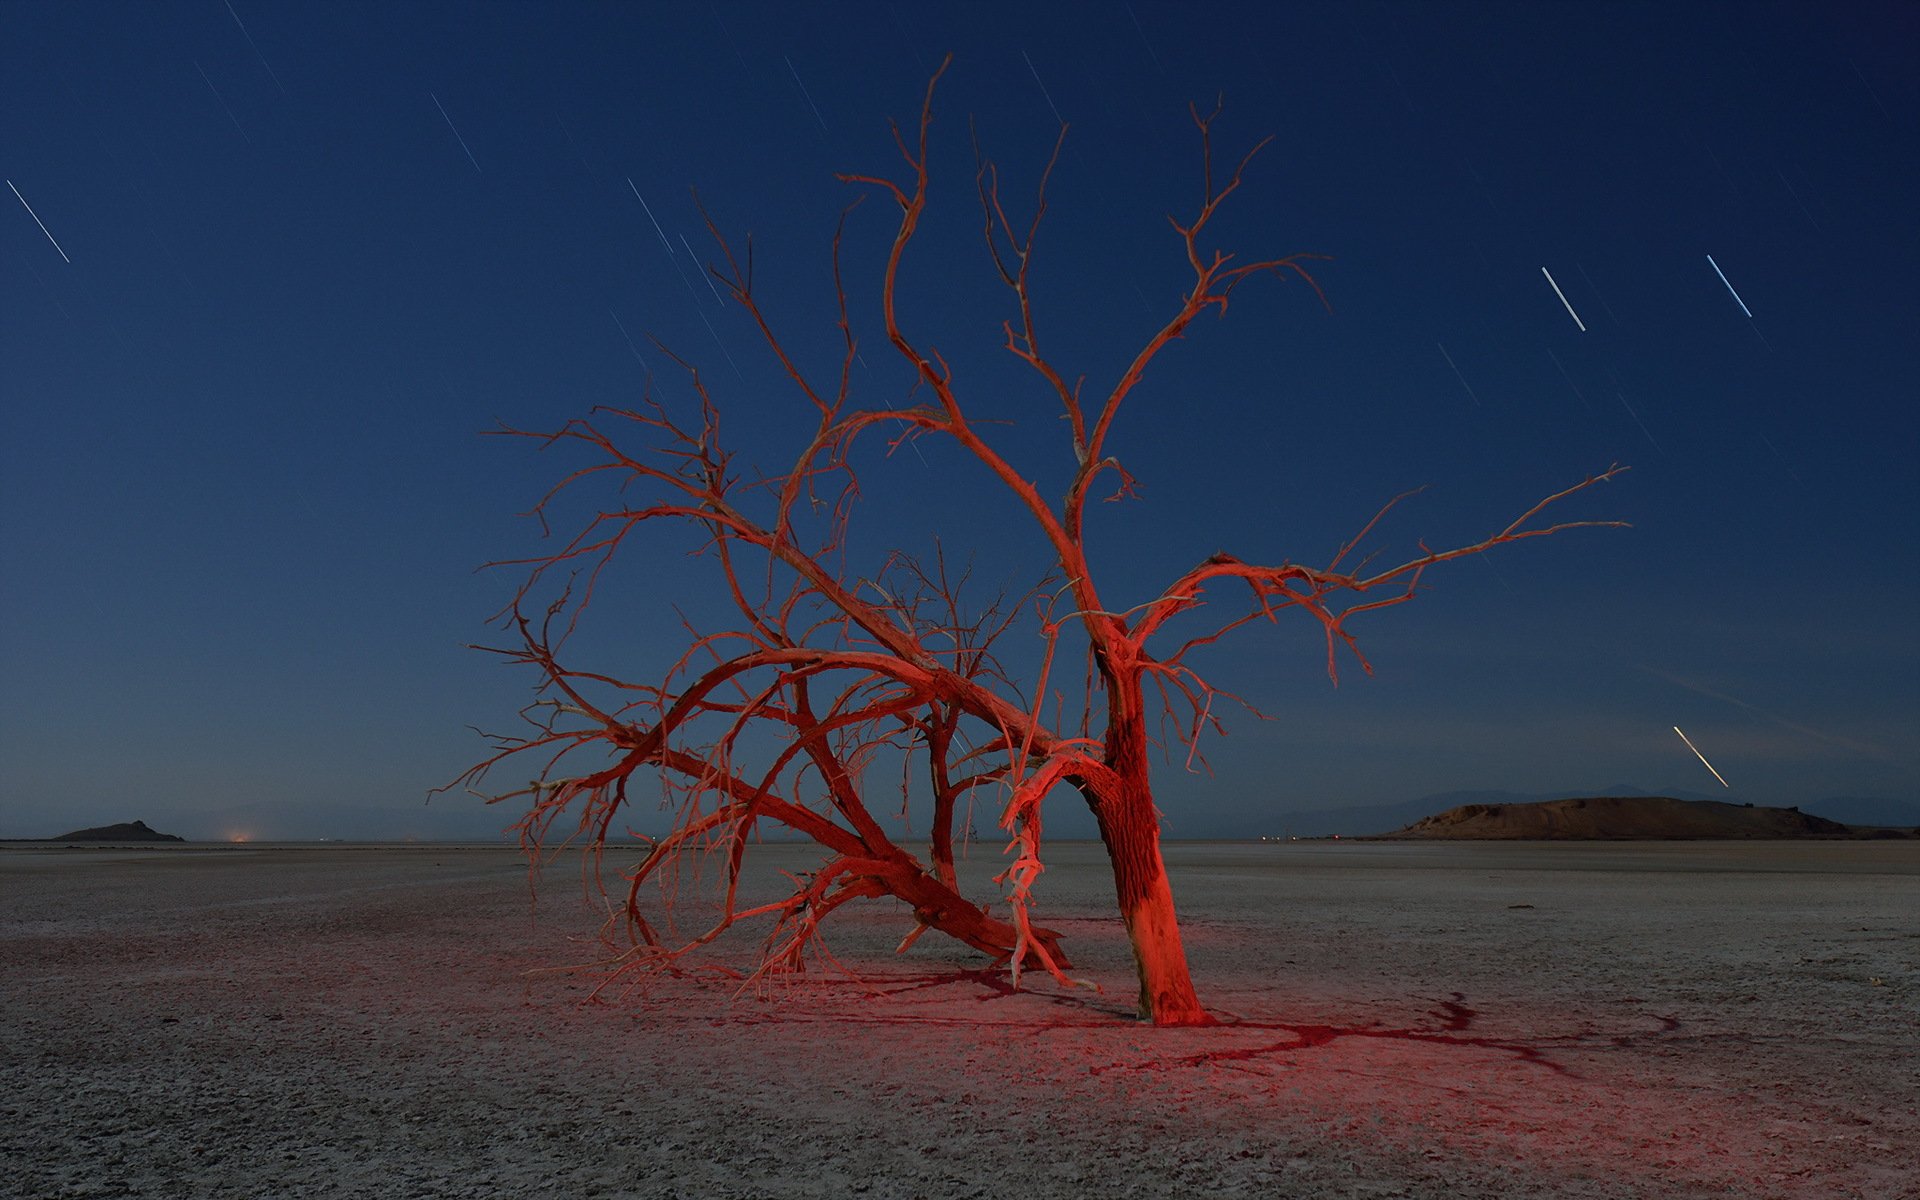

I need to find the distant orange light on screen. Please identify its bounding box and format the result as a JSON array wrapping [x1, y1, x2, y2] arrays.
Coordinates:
[[229, 832, 251, 844]]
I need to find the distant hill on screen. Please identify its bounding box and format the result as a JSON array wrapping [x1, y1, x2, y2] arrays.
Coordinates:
[[52, 820, 186, 843], [1379, 796, 1905, 840], [1265, 788, 1919, 838]]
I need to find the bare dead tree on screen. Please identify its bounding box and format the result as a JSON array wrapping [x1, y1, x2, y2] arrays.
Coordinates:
[[449, 59, 1625, 1026]]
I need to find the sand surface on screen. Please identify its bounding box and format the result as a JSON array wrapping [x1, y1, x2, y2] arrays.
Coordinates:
[[3, 840, 1916, 1199]]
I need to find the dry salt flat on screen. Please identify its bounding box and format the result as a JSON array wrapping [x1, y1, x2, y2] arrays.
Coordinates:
[[2, 839, 1915, 1199]]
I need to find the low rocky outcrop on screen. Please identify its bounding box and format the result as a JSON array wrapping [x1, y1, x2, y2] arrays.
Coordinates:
[[1384, 795, 1874, 840], [51, 819, 187, 843]]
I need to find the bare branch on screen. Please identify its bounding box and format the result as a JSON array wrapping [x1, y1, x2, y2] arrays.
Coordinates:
[[452, 65, 1625, 1028]]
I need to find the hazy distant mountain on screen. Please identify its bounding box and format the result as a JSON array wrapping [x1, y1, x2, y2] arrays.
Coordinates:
[[1266, 788, 1918, 838], [1385, 796, 1878, 840], [51, 819, 185, 843], [1796, 796, 1920, 828]]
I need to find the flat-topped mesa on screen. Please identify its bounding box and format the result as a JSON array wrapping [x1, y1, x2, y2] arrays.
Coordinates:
[[1385, 796, 1860, 840], [51, 819, 186, 843]]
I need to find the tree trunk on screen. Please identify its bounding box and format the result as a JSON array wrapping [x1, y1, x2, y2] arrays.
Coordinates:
[[882, 856, 1069, 969], [926, 710, 960, 891], [1089, 787, 1212, 1025], [1086, 655, 1213, 1026]]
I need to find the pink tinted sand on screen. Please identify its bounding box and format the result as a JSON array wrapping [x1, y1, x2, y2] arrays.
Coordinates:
[[2, 839, 1914, 1198]]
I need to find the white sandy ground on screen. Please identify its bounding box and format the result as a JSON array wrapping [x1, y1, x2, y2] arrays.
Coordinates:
[[2, 840, 1915, 1200]]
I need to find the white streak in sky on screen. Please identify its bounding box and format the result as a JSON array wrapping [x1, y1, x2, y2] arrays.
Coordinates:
[[1576, 262, 1621, 326], [7, 180, 71, 263], [195, 60, 250, 142], [1617, 392, 1664, 454], [785, 57, 830, 135], [554, 113, 596, 178], [709, 4, 749, 73], [1123, 2, 1165, 74], [692, 303, 744, 382], [431, 93, 482, 173], [1643, 665, 1890, 758], [609, 310, 651, 373], [681, 233, 726, 306], [1544, 347, 1591, 409], [1673, 725, 1731, 788], [1849, 60, 1892, 122], [1540, 267, 1586, 332], [627, 179, 674, 255], [1772, 165, 1822, 233], [1434, 342, 1482, 407], [223, 0, 288, 94], [1022, 50, 1065, 126], [884, 9, 932, 77], [1706, 254, 1753, 318], [1755, 431, 1801, 483], [654, 234, 744, 381]]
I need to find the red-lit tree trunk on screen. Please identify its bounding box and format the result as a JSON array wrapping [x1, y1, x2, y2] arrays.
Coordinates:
[[454, 58, 1625, 1031], [1082, 650, 1212, 1024], [1090, 798, 1205, 1021], [1090, 790, 1206, 1024]]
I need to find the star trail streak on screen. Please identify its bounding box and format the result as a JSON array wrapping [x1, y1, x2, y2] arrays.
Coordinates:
[[609, 310, 651, 373], [431, 93, 482, 173], [681, 233, 726, 306], [1576, 263, 1620, 326], [222, 0, 287, 95], [7, 180, 70, 263], [1545, 348, 1591, 408], [1023, 50, 1065, 125], [1540, 267, 1586, 332], [1673, 726, 1731, 788], [1617, 392, 1663, 454], [1435, 342, 1482, 406], [1, 2, 1911, 835], [785, 57, 830, 134], [627, 180, 674, 255], [194, 60, 249, 142], [1706, 254, 1753, 318]]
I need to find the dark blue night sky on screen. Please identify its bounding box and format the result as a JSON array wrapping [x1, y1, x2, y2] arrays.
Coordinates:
[[3, 2, 1914, 840]]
